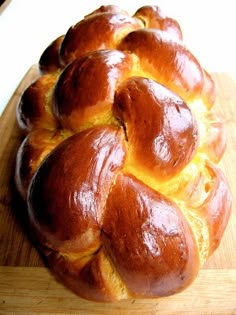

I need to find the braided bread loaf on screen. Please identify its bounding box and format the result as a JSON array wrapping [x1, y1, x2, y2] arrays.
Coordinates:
[[15, 5, 232, 301]]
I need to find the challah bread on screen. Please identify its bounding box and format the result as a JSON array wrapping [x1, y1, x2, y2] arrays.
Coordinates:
[[15, 5, 232, 302]]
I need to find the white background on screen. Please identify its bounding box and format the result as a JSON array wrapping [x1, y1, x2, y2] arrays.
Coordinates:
[[0, 0, 236, 115]]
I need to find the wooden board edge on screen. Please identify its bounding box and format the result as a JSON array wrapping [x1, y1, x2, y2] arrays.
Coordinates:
[[0, 267, 236, 314]]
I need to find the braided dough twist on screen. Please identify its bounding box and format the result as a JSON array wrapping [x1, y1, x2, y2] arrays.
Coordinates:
[[15, 5, 232, 301]]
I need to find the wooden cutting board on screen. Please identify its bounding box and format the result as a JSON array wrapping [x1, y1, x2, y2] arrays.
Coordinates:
[[0, 66, 236, 315]]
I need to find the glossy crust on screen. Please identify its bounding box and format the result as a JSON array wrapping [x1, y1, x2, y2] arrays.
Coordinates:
[[15, 129, 67, 200], [119, 29, 205, 102], [39, 35, 64, 73], [134, 5, 183, 40], [197, 162, 232, 254], [28, 125, 127, 254], [15, 4, 232, 302], [59, 12, 143, 66], [17, 73, 58, 132], [103, 173, 200, 297], [53, 50, 133, 131], [113, 77, 199, 179]]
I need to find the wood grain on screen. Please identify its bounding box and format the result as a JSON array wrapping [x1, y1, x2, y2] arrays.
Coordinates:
[[0, 67, 236, 314], [0, 267, 236, 315], [0, 65, 43, 267]]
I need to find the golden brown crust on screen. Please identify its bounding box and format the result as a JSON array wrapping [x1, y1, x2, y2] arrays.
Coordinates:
[[14, 4, 232, 302], [85, 5, 129, 18], [39, 35, 64, 73], [15, 129, 67, 200], [119, 29, 205, 103], [114, 77, 199, 179], [47, 248, 129, 302], [16, 74, 59, 132], [198, 162, 232, 254], [54, 50, 133, 131], [60, 12, 143, 66], [28, 125, 127, 254], [134, 5, 183, 40], [103, 173, 200, 297]]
